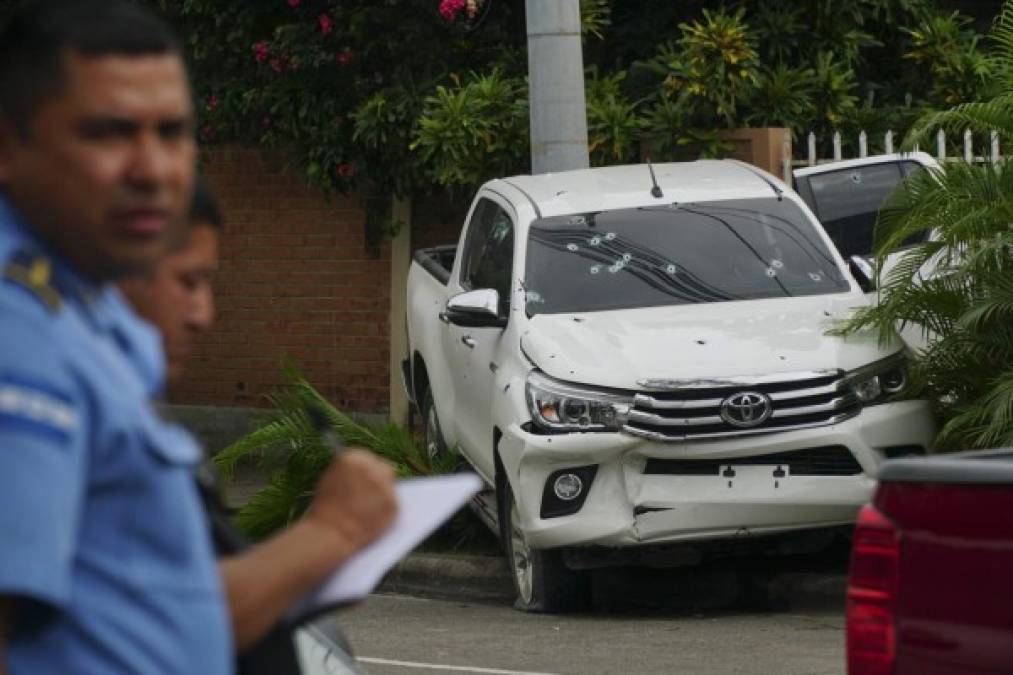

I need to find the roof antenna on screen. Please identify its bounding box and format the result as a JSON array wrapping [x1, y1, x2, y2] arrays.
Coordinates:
[[646, 159, 664, 199]]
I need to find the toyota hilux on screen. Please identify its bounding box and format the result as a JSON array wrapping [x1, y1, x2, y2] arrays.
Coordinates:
[[404, 160, 936, 612]]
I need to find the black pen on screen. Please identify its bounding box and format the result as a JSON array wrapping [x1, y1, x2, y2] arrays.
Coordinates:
[[307, 404, 345, 456]]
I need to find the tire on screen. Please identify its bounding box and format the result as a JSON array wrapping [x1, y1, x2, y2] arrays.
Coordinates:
[[499, 478, 591, 613], [420, 385, 448, 466]]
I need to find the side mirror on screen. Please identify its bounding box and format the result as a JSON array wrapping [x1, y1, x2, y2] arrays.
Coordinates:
[[848, 255, 876, 293], [441, 289, 507, 329]]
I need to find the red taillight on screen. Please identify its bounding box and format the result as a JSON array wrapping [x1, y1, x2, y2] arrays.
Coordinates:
[[847, 504, 900, 675]]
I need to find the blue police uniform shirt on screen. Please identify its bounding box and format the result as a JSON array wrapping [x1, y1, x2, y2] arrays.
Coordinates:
[[0, 196, 233, 674]]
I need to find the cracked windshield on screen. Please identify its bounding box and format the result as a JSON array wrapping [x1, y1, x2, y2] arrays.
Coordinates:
[[525, 197, 850, 315]]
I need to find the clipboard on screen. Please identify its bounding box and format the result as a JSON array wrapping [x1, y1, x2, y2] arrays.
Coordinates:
[[287, 472, 484, 625]]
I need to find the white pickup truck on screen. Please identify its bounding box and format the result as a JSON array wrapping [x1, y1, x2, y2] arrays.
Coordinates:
[[404, 160, 935, 612]]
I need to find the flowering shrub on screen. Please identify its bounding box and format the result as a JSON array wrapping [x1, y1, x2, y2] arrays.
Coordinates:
[[147, 0, 524, 247], [439, 0, 484, 22], [318, 14, 333, 36]]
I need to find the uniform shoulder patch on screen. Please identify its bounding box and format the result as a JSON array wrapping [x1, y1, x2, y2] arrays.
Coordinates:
[[3, 250, 61, 312], [0, 374, 79, 445]]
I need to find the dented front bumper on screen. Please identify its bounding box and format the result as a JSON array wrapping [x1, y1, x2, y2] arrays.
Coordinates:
[[498, 400, 934, 550]]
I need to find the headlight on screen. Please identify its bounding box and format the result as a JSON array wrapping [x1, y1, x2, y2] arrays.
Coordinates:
[[526, 371, 633, 432], [845, 354, 908, 404]]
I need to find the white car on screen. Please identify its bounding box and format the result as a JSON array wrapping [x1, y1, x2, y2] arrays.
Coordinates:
[[792, 152, 940, 264], [405, 160, 936, 612], [295, 619, 362, 675], [794, 152, 944, 351]]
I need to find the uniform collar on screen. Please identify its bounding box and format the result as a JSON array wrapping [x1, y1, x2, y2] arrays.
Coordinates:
[[0, 192, 104, 310], [0, 193, 166, 393]]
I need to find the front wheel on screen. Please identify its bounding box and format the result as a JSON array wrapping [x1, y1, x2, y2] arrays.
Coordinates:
[[420, 385, 448, 467], [500, 479, 590, 613]]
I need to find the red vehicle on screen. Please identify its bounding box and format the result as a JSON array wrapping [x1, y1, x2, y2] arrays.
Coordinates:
[[846, 448, 1013, 675]]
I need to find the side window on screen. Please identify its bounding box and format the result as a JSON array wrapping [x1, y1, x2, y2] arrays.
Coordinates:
[[794, 177, 817, 214], [808, 162, 904, 259], [901, 161, 926, 177], [459, 198, 515, 313]]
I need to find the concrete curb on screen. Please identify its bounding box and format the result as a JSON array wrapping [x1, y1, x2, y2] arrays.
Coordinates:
[[378, 553, 515, 603]]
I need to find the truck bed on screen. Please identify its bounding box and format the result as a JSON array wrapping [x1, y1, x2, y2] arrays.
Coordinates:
[[872, 450, 1013, 674], [412, 245, 456, 286]]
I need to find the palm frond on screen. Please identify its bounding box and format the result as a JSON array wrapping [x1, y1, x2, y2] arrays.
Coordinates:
[[838, 22, 1013, 451], [938, 372, 1013, 449], [902, 95, 1013, 148], [958, 269, 1013, 331], [233, 472, 314, 540], [216, 368, 462, 538]]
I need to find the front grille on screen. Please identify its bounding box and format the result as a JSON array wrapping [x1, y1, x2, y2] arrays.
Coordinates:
[[623, 371, 860, 441], [644, 445, 864, 476]]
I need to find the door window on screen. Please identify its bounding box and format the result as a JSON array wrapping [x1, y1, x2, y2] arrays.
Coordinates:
[[459, 198, 515, 314]]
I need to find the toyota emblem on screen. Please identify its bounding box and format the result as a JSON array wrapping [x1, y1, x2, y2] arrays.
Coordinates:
[[719, 391, 773, 428]]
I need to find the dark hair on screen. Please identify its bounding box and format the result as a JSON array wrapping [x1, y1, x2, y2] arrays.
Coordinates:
[[189, 175, 223, 229], [0, 0, 182, 135]]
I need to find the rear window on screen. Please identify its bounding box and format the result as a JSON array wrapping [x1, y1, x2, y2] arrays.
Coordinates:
[[524, 198, 849, 316]]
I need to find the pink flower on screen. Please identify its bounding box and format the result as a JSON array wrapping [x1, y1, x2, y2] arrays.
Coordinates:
[[439, 0, 465, 21], [336, 48, 354, 66], [270, 58, 284, 73], [287, 0, 300, 7], [336, 163, 356, 178], [206, 95, 219, 111], [252, 41, 269, 64], [318, 13, 333, 36]]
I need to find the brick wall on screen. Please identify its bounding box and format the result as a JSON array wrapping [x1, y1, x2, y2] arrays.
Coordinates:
[[410, 192, 469, 254], [169, 145, 392, 412]]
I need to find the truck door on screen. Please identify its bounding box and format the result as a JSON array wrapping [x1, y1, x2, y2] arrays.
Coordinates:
[[442, 196, 515, 475]]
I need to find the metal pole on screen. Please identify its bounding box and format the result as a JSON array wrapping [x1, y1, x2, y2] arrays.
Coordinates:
[[526, 0, 589, 174]]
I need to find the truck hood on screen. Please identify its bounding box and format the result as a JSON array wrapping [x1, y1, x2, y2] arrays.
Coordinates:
[[520, 295, 898, 390]]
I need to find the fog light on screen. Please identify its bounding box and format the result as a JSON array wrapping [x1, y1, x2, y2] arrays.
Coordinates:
[[553, 473, 583, 501], [853, 376, 882, 402], [880, 367, 907, 394], [541, 465, 597, 519]]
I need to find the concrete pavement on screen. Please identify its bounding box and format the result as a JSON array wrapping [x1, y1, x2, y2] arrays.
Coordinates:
[[339, 592, 846, 675]]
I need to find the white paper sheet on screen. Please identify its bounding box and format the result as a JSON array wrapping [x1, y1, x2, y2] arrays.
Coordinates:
[[289, 472, 483, 621]]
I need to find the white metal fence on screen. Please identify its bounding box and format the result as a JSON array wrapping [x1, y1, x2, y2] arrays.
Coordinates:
[[780, 129, 1003, 182]]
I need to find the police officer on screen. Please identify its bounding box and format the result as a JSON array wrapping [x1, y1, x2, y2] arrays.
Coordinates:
[[120, 176, 221, 387], [0, 3, 397, 673]]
